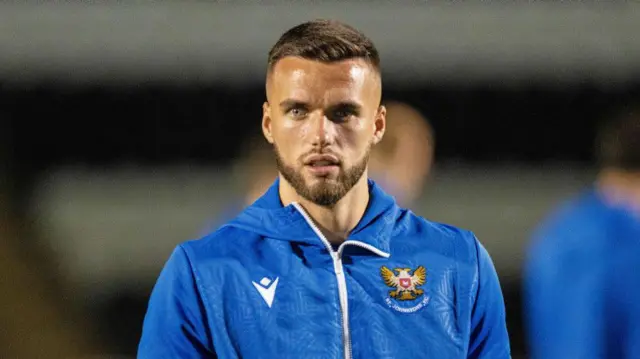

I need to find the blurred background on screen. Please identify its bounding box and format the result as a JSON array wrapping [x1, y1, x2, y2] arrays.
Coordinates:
[[2, 2, 640, 358]]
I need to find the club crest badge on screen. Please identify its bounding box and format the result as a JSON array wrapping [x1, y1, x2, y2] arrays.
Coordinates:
[[380, 265, 430, 313]]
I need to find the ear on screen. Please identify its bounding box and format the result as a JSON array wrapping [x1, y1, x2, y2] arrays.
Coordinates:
[[372, 105, 386, 145], [262, 102, 274, 144]]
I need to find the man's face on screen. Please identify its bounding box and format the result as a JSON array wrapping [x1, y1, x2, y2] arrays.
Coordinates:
[[263, 57, 385, 206]]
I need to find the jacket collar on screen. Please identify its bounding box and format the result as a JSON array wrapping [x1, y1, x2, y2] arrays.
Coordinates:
[[239, 178, 400, 256]]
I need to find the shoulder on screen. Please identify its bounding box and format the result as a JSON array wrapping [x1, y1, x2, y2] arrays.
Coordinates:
[[529, 190, 609, 259], [394, 210, 498, 304], [524, 190, 617, 291], [395, 209, 485, 268], [179, 223, 263, 265]]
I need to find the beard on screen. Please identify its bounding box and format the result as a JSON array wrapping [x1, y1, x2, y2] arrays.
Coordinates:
[[273, 143, 371, 207]]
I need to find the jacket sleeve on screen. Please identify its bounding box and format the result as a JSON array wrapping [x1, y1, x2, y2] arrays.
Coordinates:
[[138, 245, 216, 358], [467, 239, 511, 359]]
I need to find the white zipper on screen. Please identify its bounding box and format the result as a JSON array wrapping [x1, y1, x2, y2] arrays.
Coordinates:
[[292, 203, 391, 359], [292, 203, 353, 359], [337, 240, 391, 259]]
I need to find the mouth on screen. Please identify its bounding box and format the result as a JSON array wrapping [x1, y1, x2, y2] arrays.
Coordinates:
[[304, 154, 340, 176], [304, 154, 340, 166], [308, 160, 337, 167]]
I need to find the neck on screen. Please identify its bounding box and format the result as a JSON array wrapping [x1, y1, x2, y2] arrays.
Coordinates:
[[596, 169, 640, 212], [278, 175, 370, 244]]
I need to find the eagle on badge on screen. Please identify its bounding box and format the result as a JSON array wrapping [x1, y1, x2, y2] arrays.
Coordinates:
[[380, 266, 426, 301]]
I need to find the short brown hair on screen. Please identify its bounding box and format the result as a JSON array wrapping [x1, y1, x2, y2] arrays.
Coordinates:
[[267, 19, 380, 72], [596, 102, 640, 171]]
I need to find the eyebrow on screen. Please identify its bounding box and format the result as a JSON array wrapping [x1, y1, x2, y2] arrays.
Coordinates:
[[278, 99, 363, 111], [278, 99, 306, 110], [331, 102, 363, 112]]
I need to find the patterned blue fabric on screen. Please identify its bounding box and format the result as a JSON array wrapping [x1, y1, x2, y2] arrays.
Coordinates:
[[525, 189, 640, 359], [138, 179, 511, 358]]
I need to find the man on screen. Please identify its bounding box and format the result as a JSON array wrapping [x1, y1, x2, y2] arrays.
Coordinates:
[[369, 100, 435, 207], [138, 19, 510, 359], [524, 103, 640, 358]]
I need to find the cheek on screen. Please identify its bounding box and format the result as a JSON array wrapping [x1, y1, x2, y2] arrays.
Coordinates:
[[273, 121, 306, 161], [350, 120, 374, 145], [279, 118, 309, 140], [340, 126, 373, 160]]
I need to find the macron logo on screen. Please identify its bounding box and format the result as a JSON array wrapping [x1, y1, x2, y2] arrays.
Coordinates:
[[252, 277, 279, 308]]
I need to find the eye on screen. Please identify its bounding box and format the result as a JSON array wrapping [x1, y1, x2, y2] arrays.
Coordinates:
[[288, 107, 308, 118], [333, 110, 351, 119], [328, 107, 357, 123]]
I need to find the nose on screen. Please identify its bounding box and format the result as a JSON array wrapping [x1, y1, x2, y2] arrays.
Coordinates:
[[310, 113, 336, 147]]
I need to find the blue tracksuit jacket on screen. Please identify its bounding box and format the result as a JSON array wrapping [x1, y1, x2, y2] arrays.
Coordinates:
[[138, 179, 511, 358], [525, 188, 640, 359]]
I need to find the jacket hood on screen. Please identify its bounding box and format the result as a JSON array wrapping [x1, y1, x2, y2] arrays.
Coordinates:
[[225, 178, 403, 254]]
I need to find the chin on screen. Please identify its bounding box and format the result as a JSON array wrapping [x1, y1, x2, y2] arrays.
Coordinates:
[[306, 173, 339, 183]]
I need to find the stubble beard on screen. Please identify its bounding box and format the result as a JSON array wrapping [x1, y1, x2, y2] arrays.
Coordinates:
[[273, 143, 371, 207]]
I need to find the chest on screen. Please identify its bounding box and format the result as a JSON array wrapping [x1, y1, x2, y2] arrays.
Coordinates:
[[200, 246, 468, 358]]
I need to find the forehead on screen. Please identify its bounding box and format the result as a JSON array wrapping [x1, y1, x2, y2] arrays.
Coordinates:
[[268, 57, 379, 102]]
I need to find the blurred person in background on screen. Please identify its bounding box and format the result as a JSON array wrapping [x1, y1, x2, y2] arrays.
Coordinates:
[[229, 132, 278, 207], [524, 103, 640, 359], [139, 19, 510, 359], [236, 136, 278, 207], [200, 133, 277, 234], [369, 100, 434, 207]]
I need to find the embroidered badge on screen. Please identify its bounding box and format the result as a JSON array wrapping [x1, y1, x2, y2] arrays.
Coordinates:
[[380, 265, 430, 313]]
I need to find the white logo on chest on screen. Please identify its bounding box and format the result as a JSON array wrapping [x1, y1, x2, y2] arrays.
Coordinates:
[[252, 277, 279, 308]]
